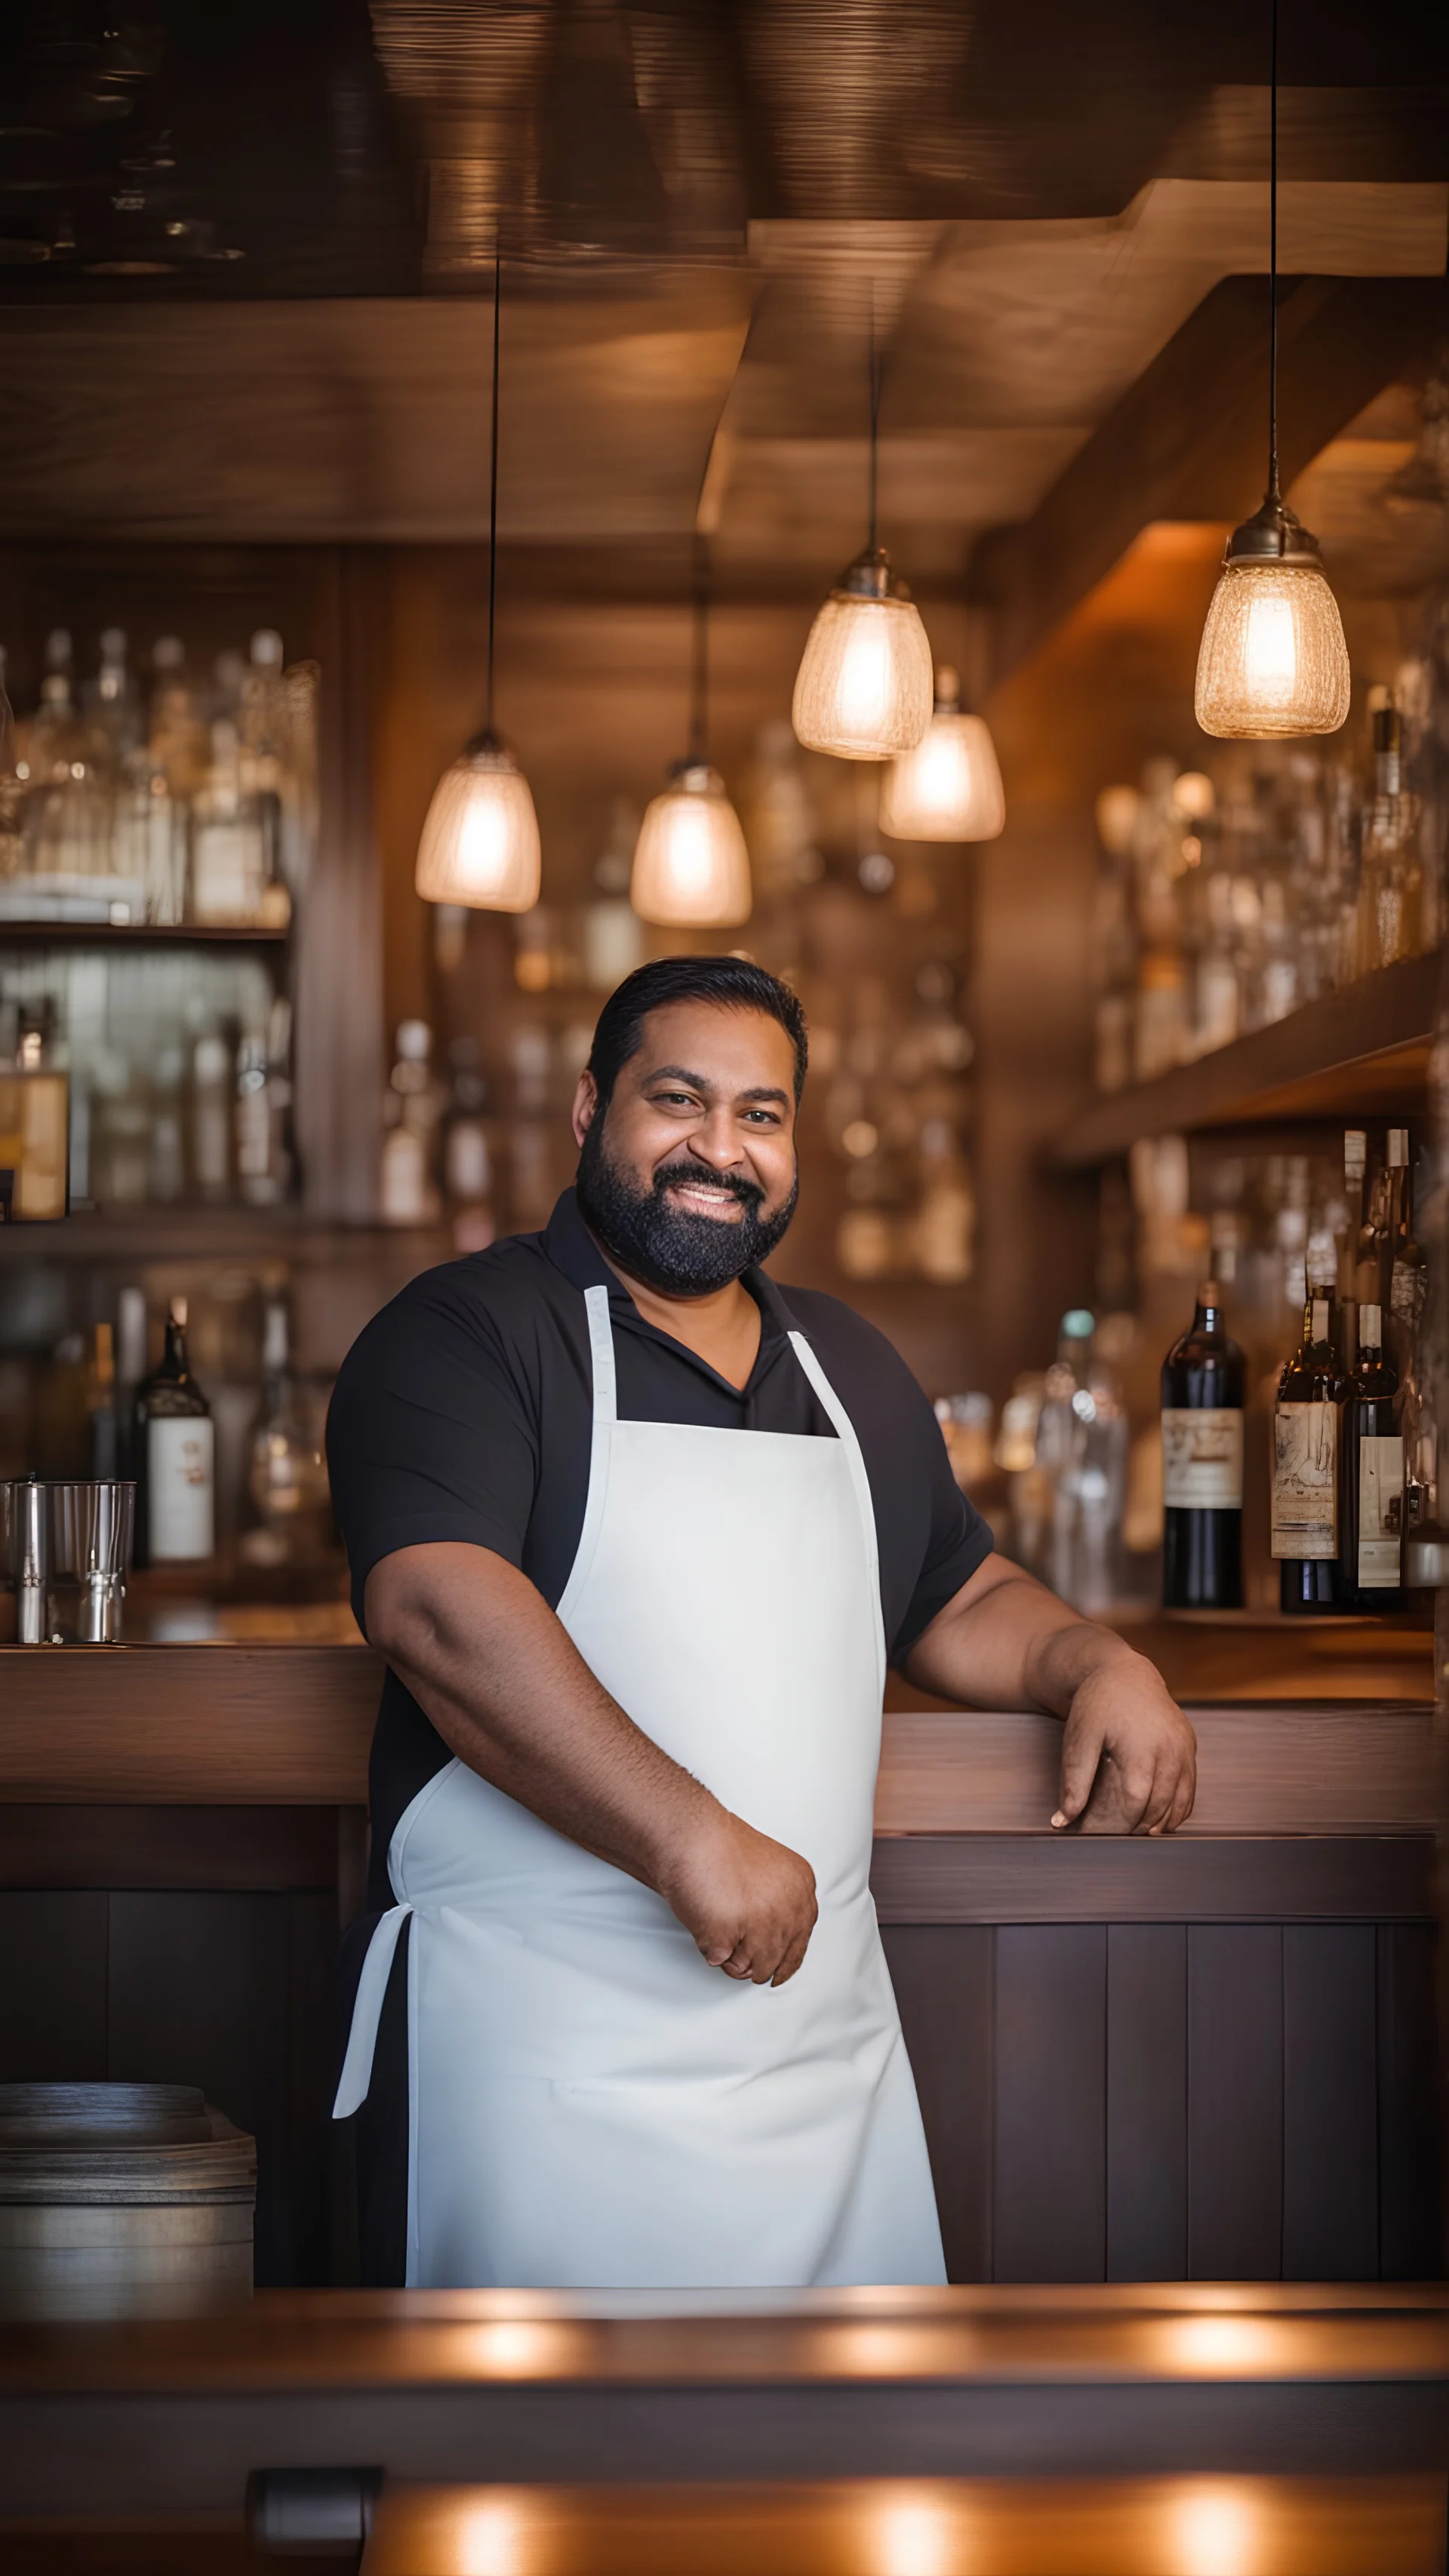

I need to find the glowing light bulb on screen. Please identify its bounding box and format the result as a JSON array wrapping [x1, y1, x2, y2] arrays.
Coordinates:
[[792, 551, 933, 761], [879, 666, 1004, 841], [1194, 499, 1349, 740], [629, 762, 752, 928], [415, 733, 541, 912]]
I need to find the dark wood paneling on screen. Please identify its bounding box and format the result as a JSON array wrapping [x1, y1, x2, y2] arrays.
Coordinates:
[[0, 1891, 108, 2081], [1106, 1924, 1187, 2282], [881, 1924, 993, 2285], [870, 1835, 1435, 1925], [106, 1894, 297, 2286], [0, 1806, 344, 1891], [1282, 1927, 1380, 2281], [993, 1926, 1106, 2282], [1187, 1926, 1284, 2279], [1379, 1925, 1444, 2280]]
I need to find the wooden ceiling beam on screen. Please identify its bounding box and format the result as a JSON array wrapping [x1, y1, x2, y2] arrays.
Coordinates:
[[968, 272, 1449, 690]]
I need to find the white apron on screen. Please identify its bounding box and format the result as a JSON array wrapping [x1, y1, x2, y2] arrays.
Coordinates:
[[335, 1282, 945, 2289]]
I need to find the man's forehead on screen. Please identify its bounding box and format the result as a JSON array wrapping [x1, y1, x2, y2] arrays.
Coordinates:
[[626, 1001, 795, 1083]]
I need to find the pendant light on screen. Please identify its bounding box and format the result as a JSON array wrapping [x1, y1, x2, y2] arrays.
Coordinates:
[[415, 254, 542, 910], [878, 664, 1005, 842], [1194, 0, 1349, 740], [792, 302, 933, 762], [631, 539, 752, 929]]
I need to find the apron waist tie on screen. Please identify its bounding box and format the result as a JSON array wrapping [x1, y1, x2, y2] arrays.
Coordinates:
[[333, 1903, 414, 2119]]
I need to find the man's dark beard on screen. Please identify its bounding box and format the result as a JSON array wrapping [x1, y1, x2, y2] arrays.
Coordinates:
[[576, 1118, 798, 1296]]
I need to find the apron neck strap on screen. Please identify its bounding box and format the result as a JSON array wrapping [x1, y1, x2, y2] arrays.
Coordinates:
[[583, 1284, 618, 1427]]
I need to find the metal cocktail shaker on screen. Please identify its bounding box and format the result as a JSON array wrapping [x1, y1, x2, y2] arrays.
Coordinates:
[[5, 1477, 48, 1645], [46, 1480, 137, 1643]]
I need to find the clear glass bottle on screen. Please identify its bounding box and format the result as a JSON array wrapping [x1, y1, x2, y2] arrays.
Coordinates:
[[1357, 703, 1422, 971], [134, 1294, 215, 1567], [190, 717, 268, 925], [244, 1295, 328, 1567]]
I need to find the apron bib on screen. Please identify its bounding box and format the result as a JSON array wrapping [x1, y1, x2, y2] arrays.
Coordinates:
[[336, 1282, 945, 2289]]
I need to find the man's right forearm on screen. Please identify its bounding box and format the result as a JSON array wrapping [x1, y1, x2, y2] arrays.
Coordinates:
[[365, 1540, 715, 1891], [364, 1539, 818, 1987]]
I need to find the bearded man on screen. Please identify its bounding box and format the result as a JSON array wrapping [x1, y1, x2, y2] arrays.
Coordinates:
[[328, 954, 1194, 2288]]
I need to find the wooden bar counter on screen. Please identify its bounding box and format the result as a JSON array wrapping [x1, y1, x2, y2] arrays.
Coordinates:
[[0, 1638, 1441, 2291]]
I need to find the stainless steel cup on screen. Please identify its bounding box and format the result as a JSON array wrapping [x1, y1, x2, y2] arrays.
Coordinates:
[[1, 1478, 48, 1645], [45, 1481, 136, 1644]]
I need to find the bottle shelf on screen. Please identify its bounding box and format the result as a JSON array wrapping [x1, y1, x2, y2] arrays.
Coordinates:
[[0, 1203, 451, 1267], [1051, 948, 1441, 1169], [0, 920, 289, 946]]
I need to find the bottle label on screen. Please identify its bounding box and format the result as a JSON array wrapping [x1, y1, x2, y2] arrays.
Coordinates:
[[1357, 1434, 1404, 1586], [1162, 1407, 1243, 1508], [147, 1417, 215, 1561], [1272, 1402, 1338, 1558]]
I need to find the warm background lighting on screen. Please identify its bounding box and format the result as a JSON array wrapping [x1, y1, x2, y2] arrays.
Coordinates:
[[879, 666, 1005, 840]]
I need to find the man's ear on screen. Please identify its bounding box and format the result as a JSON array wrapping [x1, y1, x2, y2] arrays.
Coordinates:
[[571, 1070, 599, 1150]]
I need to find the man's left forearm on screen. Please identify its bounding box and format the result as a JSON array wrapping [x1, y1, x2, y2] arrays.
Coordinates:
[[903, 1553, 1197, 1834]]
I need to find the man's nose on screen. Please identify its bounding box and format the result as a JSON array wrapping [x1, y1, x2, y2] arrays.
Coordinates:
[[686, 1109, 743, 1171]]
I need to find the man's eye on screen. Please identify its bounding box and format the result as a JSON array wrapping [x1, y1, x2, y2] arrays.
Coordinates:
[[743, 1108, 780, 1125]]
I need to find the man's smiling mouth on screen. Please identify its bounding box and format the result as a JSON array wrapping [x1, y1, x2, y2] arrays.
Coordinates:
[[665, 1180, 747, 1219]]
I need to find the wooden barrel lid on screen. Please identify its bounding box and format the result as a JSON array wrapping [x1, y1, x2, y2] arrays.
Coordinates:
[[0, 2085, 255, 2207]]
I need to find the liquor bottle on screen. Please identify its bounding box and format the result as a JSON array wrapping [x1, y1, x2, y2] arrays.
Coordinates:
[[1272, 1289, 1347, 1613], [1339, 1303, 1404, 1611], [0, 1020, 69, 1221], [190, 1028, 234, 1203], [1386, 1128, 1427, 1383], [244, 1294, 327, 1566], [87, 1320, 119, 1479], [1161, 1281, 1244, 1609], [134, 1294, 215, 1566], [190, 718, 267, 925], [1338, 1128, 1367, 1372], [1357, 702, 1422, 971]]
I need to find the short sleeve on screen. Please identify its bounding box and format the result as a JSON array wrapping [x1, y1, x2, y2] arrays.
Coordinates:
[[325, 1265, 540, 1634], [889, 1418, 993, 1662]]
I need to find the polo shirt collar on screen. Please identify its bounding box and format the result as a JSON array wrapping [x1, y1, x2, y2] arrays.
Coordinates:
[[543, 1188, 799, 1379]]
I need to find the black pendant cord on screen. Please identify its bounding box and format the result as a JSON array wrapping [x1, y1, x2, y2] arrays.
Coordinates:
[[486, 248, 501, 736], [866, 288, 881, 556], [1267, 0, 1279, 503], [688, 529, 709, 765]]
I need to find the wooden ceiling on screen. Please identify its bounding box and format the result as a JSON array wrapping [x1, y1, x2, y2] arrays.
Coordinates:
[[0, 1, 1447, 650]]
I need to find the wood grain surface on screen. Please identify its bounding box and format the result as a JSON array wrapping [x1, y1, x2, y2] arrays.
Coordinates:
[[361, 2474, 1449, 2576], [0, 1651, 1438, 1832], [5, 2287, 1449, 2517]]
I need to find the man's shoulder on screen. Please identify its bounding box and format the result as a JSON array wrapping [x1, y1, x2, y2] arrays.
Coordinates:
[[343, 1227, 576, 1368]]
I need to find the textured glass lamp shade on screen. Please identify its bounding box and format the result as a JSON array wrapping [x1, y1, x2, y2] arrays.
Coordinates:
[[792, 550, 934, 761], [630, 762, 752, 928], [414, 732, 541, 911], [1194, 498, 1350, 740], [878, 667, 1004, 841]]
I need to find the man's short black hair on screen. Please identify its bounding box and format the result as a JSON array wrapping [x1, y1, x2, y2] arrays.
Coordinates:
[[586, 955, 808, 1109]]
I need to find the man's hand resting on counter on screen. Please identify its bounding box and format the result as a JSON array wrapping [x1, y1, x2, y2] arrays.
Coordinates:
[[902, 1552, 1197, 1835], [366, 1542, 818, 1986]]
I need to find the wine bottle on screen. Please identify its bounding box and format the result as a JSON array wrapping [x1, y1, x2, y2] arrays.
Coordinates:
[[1161, 1279, 1244, 1609], [1273, 1290, 1346, 1613], [134, 1294, 215, 1566], [1340, 1303, 1404, 1611]]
